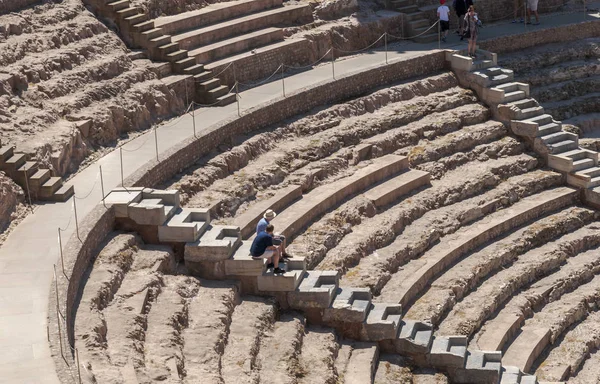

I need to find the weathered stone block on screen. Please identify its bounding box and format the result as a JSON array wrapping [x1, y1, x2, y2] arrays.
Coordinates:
[[429, 335, 467, 368], [323, 287, 371, 323], [362, 303, 402, 341], [287, 270, 339, 309], [185, 225, 241, 262]]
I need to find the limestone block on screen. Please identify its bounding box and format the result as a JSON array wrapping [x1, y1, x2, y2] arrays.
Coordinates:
[[499, 365, 521, 384], [429, 336, 467, 368], [519, 375, 538, 384], [185, 225, 241, 262], [104, 188, 143, 217], [511, 119, 540, 138], [223, 241, 265, 276], [142, 188, 180, 208], [158, 208, 210, 243], [453, 350, 502, 384], [323, 287, 371, 323], [287, 270, 339, 309], [257, 259, 306, 292], [394, 320, 433, 354], [449, 53, 473, 72], [362, 303, 402, 341], [127, 198, 175, 226]]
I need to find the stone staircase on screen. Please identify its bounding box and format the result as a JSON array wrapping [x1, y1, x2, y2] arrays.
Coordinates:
[[85, 0, 313, 105], [0, 145, 74, 202], [389, 0, 438, 43], [447, 48, 600, 209], [104, 167, 560, 383]]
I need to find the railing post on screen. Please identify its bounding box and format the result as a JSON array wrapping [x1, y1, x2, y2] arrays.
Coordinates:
[[192, 102, 197, 137], [384, 32, 388, 64], [281, 64, 286, 97], [438, 21, 441, 49], [331, 47, 335, 80], [119, 147, 124, 187], [99, 165, 106, 208], [58, 228, 66, 278], [73, 198, 80, 242], [154, 127, 159, 162], [76, 348, 82, 384], [236, 82, 241, 117], [23, 169, 32, 206]]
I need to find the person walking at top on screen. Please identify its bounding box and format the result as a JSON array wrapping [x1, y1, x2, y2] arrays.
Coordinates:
[[438, 0, 451, 42], [512, 0, 525, 23], [526, 0, 540, 25], [454, 0, 473, 39], [464, 5, 481, 57]]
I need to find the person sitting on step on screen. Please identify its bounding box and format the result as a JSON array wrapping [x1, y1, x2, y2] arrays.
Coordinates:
[[251, 224, 286, 275], [256, 209, 292, 259]]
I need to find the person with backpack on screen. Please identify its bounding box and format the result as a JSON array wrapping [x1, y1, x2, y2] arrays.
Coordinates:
[[464, 5, 481, 57], [438, 0, 451, 42], [454, 0, 473, 39]]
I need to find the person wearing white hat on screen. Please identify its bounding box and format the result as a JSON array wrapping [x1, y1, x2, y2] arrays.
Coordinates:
[[256, 209, 292, 259]]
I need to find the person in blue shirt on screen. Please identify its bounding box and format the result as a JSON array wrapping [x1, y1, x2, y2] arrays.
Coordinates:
[[256, 209, 292, 259], [250, 224, 286, 275]]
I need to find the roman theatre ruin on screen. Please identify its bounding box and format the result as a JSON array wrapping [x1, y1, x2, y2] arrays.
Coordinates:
[[1, 0, 600, 383]]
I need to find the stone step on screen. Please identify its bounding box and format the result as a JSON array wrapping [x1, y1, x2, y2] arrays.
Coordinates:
[[471, 59, 495, 71], [158, 207, 210, 243], [536, 122, 562, 137], [116, 6, 139, 19], [270, 154, 408, 239], [165, 49, 188, 63], [413, 31, 439, 44], [576, 166, 600, 178], [107, 0, 129, 12], [572, 158, 596, 172], [494, 81, 530, 97], [173, 57, 196, 72], [429, 335, 468, 368], [205, 84, 230, 102], [363, 169, 430, 208], [171, 4, 311, 51], [181, 63, 205, 75], [0, 145, 14, 163], [477, 313, 524, 352], [185, 224, 241, 264], [404, 11, 424, 21], [363, 303, 402, 341], [147, 34, 171, 48], [52, 184, 74, 202], [323, 287, 372, 323], [504, 90, 527, 103], [132, 20, 154, 33], [29, 168, 51, 191], [409, 18, 428, 29], [153, 0, 283, 35], [40, 176, 63, 198], [287, 270, 340, 309], [189, 27, 284, 64], [2, 152, 26, 173], [390, 0, 410, 8], [223, 241, 266, 276], [503, 326, 552, 373], [540, 131, 578, 145], [16, 161, 38, 181], [378, 187, 578, 308], [500, 365, 523, 384], [234, 184, 302, 239], [193, 70, 213, 82], [217, 92, 237, 106], [256, 259, 306, 292], [198, 77, 221, 92], [519, 106, 545, 120], [507, 98, 538, 110], [157, 42, 180, 56], [548, 139, 578, 155], [124, 12, 148, 25], [395, 320, 433, 354], [127, 197, 178, 226], [453, 350, 502, 384]]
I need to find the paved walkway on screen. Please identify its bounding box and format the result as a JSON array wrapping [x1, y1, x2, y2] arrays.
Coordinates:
[[0, 9, 597, 384]]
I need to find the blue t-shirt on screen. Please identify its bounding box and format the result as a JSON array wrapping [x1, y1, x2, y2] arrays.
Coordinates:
[[250, 232, 273, 256], [256, 218, 269, 234]]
